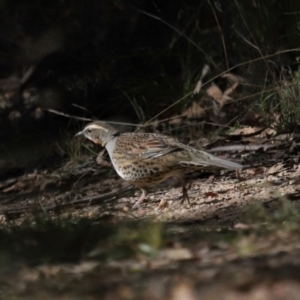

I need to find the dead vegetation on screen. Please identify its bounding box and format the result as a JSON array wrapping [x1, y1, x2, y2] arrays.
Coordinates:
[[2, 62, 300, 297], [1, 1, 300, 299], [2, 109, 300, 298]]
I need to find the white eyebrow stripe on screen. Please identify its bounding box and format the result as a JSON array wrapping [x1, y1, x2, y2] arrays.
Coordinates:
[[85, 124, 108, 132]]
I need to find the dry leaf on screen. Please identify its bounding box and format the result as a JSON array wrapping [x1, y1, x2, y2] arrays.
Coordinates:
[[206, 75, 239, 110], [221, 72, 245, 83], [157, 198, 169, 209], [221, 82, 239, 104], [170, 281, 196, 300], [254, 167, 267, 175], [3, 181, 27, 192], [204, 192, 218, 198], [169, 115, 183, 125], [182, 101, 205, 119], [234, 223, 251, 229], [193, 64, 210, 94], [206, 83, 222, 101], [229, 127, 263, 136], [160, 248, 193, 260], [267, 163, 285, 174]]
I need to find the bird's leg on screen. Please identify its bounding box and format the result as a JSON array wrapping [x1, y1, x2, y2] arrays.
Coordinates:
[[96, 149, 111, 167], [132, 188, 148, 209], [180, 184, 190, 205], [178, 175, 190, 205]]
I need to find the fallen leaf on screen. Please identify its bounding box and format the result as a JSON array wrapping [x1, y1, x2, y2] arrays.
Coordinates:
[[206, 82, 222, 101], [229, 126, 263, 136], [204, 192, 218, 198], [221, 72, 245, 83], [160, 248, 193, 260], [182, 101, 205, 119], [3, 181, 27, 193], [234, 223, 251, 229], [267, 163, 285, 174]]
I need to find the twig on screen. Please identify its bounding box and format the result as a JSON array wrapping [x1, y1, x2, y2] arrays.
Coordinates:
[[45, 108, 140, 127], [0, 185, 135, 216], [209, 144, 276, 152]]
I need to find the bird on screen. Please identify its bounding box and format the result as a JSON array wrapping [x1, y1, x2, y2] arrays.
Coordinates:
[[75, 121, 243, 208]]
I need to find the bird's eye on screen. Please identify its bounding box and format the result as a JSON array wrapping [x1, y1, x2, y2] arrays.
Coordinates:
[[87, 129, 92, 134]]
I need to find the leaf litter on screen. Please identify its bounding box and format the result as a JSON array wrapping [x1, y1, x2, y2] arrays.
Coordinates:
[[2, 121, 300, 298]]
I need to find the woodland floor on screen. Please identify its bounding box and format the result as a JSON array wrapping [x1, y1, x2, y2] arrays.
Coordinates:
[[1, 127, 300, 299]]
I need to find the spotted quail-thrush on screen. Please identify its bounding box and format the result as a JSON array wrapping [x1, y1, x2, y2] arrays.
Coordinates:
[[75, 121, 243, 208]]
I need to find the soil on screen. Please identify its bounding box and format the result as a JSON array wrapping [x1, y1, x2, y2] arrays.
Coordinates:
[[1, 128, 300, 299]]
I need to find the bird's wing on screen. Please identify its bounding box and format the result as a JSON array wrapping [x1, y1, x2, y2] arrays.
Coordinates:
[[120, 133, 243, 169], [126, 134, 184, 159]]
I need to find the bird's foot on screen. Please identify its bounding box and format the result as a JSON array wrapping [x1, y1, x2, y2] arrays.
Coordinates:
[[180, 183, 191, 205], [132, 188, 147, 209]]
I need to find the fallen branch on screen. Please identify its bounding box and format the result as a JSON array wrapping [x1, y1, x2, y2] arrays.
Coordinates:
[[0, 185, 135, 216], [208, 144, 276, 152]]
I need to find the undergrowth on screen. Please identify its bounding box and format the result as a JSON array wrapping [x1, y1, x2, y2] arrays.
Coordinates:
[[259, 68, 300, 133]]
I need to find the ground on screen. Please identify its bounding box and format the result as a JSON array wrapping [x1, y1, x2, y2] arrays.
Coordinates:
[[1, 127, 300, 299]]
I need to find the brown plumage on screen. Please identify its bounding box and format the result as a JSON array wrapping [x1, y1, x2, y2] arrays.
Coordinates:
[[75, 121, 243, 208]]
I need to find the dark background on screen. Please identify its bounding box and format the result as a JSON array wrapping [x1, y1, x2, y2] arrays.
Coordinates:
[[0, 0, 299, 176]]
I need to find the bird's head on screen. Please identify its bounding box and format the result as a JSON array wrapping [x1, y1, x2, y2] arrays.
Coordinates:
[[75, 121, 118, 146]]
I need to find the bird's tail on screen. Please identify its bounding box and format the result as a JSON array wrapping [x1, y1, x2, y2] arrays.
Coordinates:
[[180, 150, 243, 170], [202, 153, 243, 169]]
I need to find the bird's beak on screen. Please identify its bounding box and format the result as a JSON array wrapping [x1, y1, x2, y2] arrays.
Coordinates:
[[74, 131, 83, 138]]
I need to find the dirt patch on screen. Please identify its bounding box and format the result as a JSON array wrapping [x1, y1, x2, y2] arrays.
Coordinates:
[[1, 132, 300, 299]]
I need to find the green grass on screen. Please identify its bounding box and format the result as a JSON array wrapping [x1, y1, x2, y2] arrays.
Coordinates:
[[258, 68, 300, 133]]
